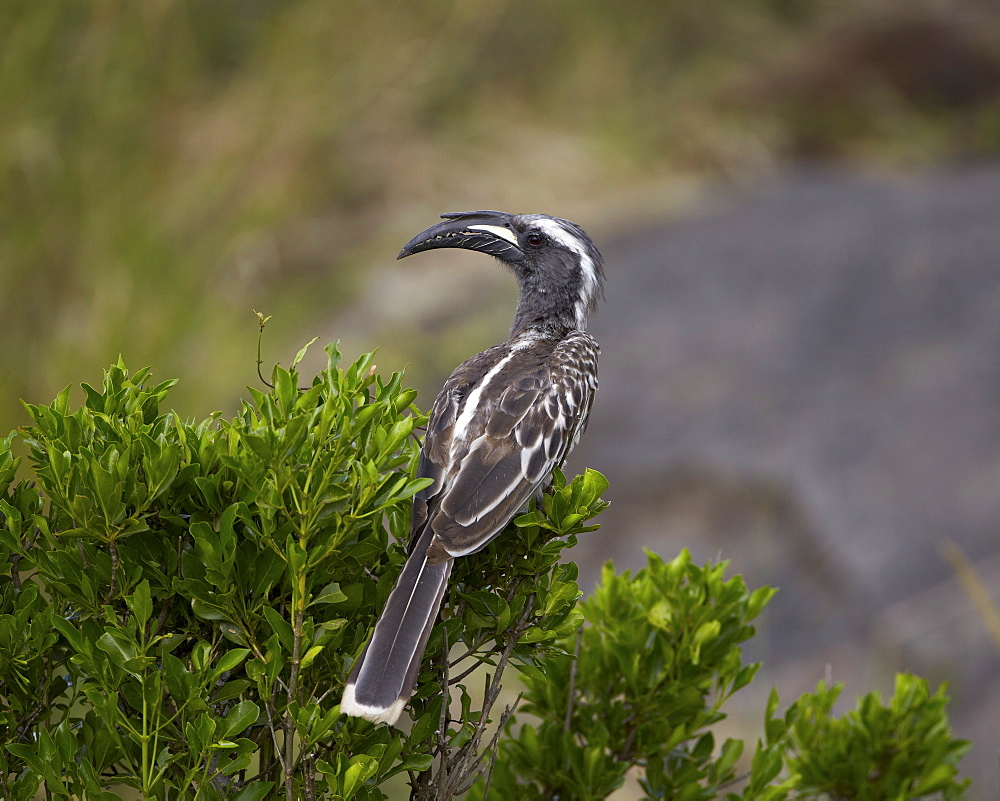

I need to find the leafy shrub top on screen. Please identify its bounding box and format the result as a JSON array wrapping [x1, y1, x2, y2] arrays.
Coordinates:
[[0, 346, 970, 800]]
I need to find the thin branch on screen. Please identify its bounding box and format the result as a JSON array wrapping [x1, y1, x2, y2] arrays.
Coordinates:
[[615, 719, 640, 764], [261, 696, 287, 781], [106, 538, 119, 603], [459, 694, 521, 797], [154, 529, 184, 633], [563, 627, 583, 734], [437, 625, 451, 795], [449, 656, 495, 687], [444, 590, 536, 795], [9, 551, 21, 591], [253, 310, 276, 389], [284, 600, 306, 801], [448, 637, 489, 668], [718, 770, 752, 791]]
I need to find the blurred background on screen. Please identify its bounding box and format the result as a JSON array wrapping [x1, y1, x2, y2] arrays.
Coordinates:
[[3, 0, 1000, 795]]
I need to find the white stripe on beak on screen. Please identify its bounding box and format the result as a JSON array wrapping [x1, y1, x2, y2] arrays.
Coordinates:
[[468, 224, 519, 245]]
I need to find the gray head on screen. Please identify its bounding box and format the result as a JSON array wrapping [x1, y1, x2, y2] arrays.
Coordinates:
[[398, 210, 605, 334]]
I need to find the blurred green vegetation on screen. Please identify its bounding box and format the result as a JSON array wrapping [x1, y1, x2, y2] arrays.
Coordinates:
[[2, 0, 999, 425]]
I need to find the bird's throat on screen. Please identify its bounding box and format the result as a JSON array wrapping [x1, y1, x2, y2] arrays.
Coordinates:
[[510, 288, 580, 339]]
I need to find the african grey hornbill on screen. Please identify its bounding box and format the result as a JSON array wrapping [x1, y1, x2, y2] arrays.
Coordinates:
[[340, 210, 604, 725]]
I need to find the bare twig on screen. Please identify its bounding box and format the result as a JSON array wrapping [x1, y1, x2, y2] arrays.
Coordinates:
[[253, 310, 276, 389], [449, 655, 495, 686], [437, 625, 451, 793], [718, 770, 752, 791], [461, 688, 521, 782], [106, 538, 119, 603], [615, 717, 640, 764], [564, 627, 583, 734], [411, 575, 540, 800], [460, 694, 521, 797], [303, 750, 317, 801], [448, 637, 488, 668], [154, 531, 184, 633], [444, 591, 536, 796], [284, 600, 306, 801], [9, 551, 21, 591], [261, 697, 287, 781]]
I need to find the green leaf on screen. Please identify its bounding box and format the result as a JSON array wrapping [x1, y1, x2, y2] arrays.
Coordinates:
[[310, 582, 348, 606], [393, 387, 419, 411], [750, 744, 785, 790], [581, 467, 610, 501], [162, 652, 192, 701], [299, 645, 324, 671], [126, 579, 152, 625], [714, 738, 743, 781], [693, 619, 720, 646], [213, 648, 251, 678], [233, 782, 275, 801], [224, 700, 260, 737], [96, 631, 137, 670], [262, 606, 294, 654], [402, 753, 434, 772], [912, 763, 958, 795], [190, 597, 233, 623], [342, 755, 379, 799], [292, 337, 319, 368]]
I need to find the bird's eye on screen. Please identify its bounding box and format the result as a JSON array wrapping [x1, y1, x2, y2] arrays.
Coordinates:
[[525, 232, 544, 247]]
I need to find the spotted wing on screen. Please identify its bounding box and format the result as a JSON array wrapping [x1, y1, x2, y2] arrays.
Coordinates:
[[423, 333, 599, 560]]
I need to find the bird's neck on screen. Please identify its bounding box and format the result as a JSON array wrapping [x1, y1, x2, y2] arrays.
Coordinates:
[[509, 285, 584, 340]]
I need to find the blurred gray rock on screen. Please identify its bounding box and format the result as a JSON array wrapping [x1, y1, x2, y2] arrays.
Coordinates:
[[565, 164, 1000, 794]]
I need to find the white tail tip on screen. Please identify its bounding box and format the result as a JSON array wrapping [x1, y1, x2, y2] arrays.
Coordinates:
[[340, 683, 407, 726]]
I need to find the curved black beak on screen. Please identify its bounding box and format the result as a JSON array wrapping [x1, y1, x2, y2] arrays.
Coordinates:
[[397, 211, 522, 261]]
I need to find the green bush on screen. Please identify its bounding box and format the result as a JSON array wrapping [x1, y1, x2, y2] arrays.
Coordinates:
[[0, 348, 971, 799]]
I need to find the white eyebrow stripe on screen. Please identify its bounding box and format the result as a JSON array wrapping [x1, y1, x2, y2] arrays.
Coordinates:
[[468, 224, 518, 245], [534, 218, 584, 256], [535, 218, 599, 330]]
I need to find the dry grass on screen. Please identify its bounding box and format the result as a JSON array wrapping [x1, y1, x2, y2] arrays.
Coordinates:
[[1, 0, 998, 424]]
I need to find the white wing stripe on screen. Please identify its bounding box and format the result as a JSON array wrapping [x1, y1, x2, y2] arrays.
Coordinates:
[[452, 352, 516, 445], [470, 474, 525, 525]]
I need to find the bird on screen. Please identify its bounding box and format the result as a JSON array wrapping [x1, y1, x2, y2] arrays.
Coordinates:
[[340, 210, 604, 725]]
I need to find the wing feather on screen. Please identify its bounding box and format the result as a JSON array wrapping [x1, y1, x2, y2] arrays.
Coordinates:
[[408, 354, 485, 548], [418, 332, 599, 560]]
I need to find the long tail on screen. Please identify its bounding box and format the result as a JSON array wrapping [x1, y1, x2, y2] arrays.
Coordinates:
[[340, 529, 453, 724]]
